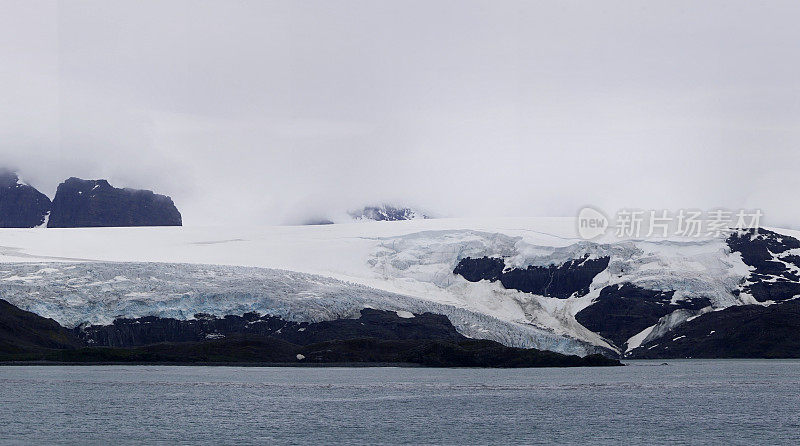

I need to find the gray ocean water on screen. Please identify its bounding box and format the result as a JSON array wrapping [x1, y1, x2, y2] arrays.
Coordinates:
[[0, 360, 798, 445]]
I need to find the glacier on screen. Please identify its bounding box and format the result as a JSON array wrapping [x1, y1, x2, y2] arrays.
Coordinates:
[[0, 261, 605, 356], [0, 218, 789, 356]]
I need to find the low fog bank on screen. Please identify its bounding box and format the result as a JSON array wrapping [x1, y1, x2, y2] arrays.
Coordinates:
[[3, 1, 799, 227]]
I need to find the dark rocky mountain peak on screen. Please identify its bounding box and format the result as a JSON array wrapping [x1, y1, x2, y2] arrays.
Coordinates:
[[0, 169, 52, 228], [48, 177, 182, 228], [0, 169, 19, 187]]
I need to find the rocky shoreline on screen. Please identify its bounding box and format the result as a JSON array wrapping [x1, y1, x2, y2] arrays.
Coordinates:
[[0, 299, 620, 368]]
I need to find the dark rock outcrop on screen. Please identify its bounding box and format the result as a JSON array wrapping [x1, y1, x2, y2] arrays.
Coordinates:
[[0, 170, 51, 228], [607, 229, 800, 354], [0, 300, 620, 367], [48, 177, 181, 228], [727, 228, 800, 302], [453, 254, 610, 298], [628, 300, 800, 358], [574, 283, 710, 349], [453, 256, 506, 282], [43, 337, 620, 367], [76, 308, 465, 348], [0, 298, 83, 354], [292, 338, 620, 367]]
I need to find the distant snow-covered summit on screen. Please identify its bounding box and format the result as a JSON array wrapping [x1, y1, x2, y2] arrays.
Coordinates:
[[349, 204, 429, 222], [300, 204, 431, 225]]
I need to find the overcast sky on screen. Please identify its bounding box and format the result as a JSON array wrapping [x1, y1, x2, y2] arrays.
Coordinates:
[[2, 1, 799, 226]]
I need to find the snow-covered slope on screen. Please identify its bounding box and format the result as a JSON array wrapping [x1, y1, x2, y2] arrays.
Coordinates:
[[0, 218, 581, 282], [0, 218, 795, 356]]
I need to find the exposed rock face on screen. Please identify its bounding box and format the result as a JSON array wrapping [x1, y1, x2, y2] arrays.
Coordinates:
[[574, 283, 711, 349], [48, 177, 182, 227], [726, 228, 800, 302], [41, 337, 618, 367], [614, 229, 800, 358], [453, 254, 610, 298], [0, 170, 51, 228], [452, 256, 506, 282], [76, 308, 465, 347], [0, 299, 83, 354], [628, 300, 800, 358], [574, 229, 800, 354], [0, 300, 620, 367], [350, 205, 428, 221], [451, 230, 800, 355]]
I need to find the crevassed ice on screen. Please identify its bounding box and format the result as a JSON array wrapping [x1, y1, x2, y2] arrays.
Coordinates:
[[0, 261, 604, 356]]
